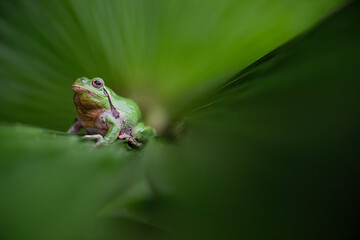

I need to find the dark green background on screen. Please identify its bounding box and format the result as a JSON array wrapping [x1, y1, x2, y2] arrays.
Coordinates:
[[0, 0, 358, 239]]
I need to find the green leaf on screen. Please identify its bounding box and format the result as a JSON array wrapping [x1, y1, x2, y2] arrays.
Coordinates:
[[138, 2, 360, 239], [0, 0, 345, 131], [0, 124, 143, 240]]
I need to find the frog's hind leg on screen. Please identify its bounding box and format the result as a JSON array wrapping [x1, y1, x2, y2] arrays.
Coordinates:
[[118, 123, 154, 148], [132, 123, 155, 144], [68, 116, 83, 134]]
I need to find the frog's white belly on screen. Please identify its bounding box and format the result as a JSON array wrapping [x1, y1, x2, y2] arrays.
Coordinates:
[[79, 110, 112, 136]]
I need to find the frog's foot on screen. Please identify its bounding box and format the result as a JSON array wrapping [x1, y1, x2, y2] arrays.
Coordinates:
[[118, 133, 141, 148], [83, 134, 109, 147]]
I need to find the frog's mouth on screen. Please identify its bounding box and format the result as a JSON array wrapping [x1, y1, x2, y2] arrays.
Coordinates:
[[72, 85, 99, 97]]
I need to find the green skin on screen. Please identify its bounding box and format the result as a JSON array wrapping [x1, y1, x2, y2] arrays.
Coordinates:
[[69, 77, 154, 147]]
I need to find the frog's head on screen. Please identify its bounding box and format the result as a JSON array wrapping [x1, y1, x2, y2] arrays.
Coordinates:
[[72, 77, 109, 109]]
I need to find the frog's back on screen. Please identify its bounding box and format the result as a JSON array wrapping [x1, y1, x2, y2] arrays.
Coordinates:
[[106, 87, 141, 127]]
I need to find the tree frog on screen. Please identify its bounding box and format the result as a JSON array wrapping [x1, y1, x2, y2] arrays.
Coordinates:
[[69, 77, 155, 147]]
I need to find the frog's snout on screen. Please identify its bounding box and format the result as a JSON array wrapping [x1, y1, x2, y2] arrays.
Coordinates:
[[72, 78, 86, 92], [75, 77, 87, 85]]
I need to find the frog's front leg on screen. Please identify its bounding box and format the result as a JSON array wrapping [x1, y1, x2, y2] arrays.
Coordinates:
[[68, 116, 83, 134], [84, 115, 120, 147]]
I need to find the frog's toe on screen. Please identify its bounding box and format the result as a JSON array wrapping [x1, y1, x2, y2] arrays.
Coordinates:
[[94, 139, 109, 147], [83, 134, 102, 140], [83, 134, 108, 147], [118, 134, 141, 148]]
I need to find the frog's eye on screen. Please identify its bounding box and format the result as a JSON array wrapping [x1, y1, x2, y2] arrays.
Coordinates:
[[92, 78, 103, 88]]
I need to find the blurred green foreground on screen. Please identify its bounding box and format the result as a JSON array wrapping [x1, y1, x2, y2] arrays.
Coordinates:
[[0, 0, 359, 239]]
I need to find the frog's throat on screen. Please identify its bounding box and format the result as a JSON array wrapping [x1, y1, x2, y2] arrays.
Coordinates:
[[103, 88, 120, 119], [72, 85, 100, 97]]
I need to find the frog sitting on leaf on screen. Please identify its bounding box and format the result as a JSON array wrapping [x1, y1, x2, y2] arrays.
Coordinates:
[[69, 77, 155, 147]]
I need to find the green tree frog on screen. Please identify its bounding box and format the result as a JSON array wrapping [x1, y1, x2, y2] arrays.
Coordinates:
[[69, 77, 155, 147]]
